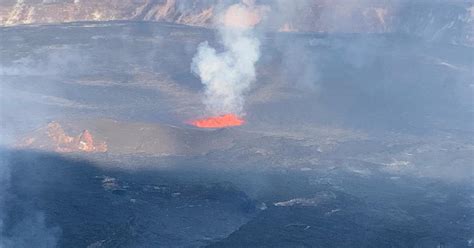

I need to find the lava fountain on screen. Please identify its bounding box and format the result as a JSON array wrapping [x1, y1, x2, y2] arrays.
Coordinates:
[[191, 114, 245, 128]]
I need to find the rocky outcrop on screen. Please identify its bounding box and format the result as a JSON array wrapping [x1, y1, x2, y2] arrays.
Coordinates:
[[15, 119, 244, 156], [18, 121, 107, 153]]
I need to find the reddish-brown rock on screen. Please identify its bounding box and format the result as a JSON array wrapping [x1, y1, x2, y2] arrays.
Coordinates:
[[18, 121, 107, 153]]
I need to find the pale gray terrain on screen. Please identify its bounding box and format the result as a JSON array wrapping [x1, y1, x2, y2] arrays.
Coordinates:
[[0, 2, 473, 247]]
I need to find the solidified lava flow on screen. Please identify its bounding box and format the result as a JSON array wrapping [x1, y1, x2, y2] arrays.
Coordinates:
[[191, 114, 245, 128]]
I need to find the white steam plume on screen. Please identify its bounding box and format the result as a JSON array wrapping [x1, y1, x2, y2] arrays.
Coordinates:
[[191, 1, 265, 116]]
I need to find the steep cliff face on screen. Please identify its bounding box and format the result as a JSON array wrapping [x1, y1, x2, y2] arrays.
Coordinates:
[[0, 0, 216, 27], [394, 1, 473, 46], [0, 0, 472, 46]]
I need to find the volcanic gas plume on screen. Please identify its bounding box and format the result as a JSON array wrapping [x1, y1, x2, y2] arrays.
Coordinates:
[[190, 1, 265, 128], [191, 114, 245, 128]]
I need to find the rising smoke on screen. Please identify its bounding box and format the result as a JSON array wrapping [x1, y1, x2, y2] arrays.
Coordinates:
[[0, 152, 11, 247], [191, 1, 266, 116], [0, 151, 61, 248], [0, 44, 75, 248]]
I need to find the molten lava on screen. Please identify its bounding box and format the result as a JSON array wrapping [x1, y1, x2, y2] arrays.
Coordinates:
[[191, 114, 245, 128]]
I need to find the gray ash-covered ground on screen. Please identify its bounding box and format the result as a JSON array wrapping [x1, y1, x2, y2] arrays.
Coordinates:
[[2, 148, 472, 247], [2, 149, 257, 247], [0, 21, 473, 247]]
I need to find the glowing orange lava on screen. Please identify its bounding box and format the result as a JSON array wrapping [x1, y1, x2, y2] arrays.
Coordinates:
[[191, 114, 245, 128]]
